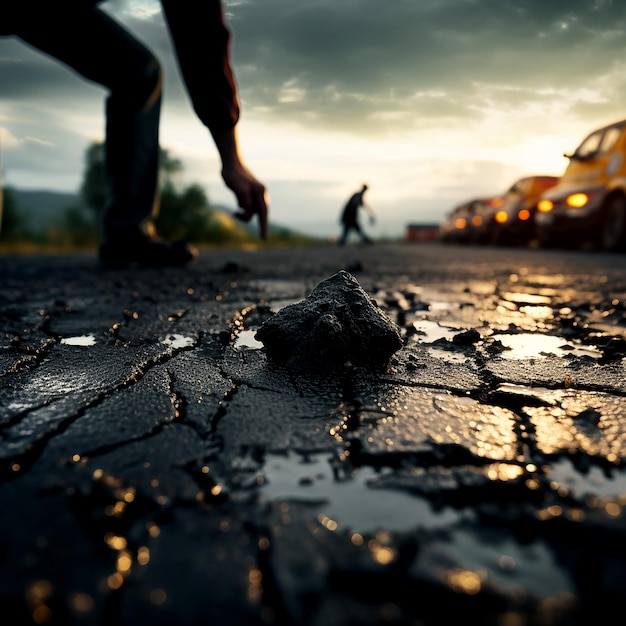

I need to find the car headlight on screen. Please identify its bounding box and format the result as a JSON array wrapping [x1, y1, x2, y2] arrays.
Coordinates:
[[517, 209, 531, 221], [494, 210, 508, 224], [537, 199, 553, 213], [566, 193, 589, 208]]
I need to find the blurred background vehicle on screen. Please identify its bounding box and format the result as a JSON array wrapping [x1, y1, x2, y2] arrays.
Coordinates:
[[405, 222, 440, 242], [439, 198, 488, 244], [466, 195, 504, 244], [486, 175, 560, 246], [535, 118, 626, 251]]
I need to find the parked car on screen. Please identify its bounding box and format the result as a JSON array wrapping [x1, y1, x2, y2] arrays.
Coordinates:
[[466, 195, 505, 244], [439, 198, 490, 244], [486, 175, 560, 246], [535, 118, 626, 251]]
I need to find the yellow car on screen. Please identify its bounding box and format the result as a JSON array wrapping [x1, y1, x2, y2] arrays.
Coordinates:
[[487, 175, 559, 246], [535, 119, 626, 251]]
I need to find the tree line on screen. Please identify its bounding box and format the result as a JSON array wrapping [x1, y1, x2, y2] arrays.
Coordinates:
[[0, 142, 312, 249]]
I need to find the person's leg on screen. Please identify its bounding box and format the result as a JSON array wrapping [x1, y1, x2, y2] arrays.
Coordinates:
[[351, 221, 366, 243], [339, 222, 355, 246], [351, 220, 372, 244], [359, 225, 372, 244], [339, 224, 348, 245], [14, 6, 195, 265]]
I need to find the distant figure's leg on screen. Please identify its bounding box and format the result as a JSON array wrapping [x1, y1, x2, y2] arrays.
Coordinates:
[[352, 221, 371, 244], [14, 6, 162, 244], [339, 224, 350, 246]]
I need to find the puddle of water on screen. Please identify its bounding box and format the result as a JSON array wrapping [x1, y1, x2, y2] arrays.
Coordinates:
[[446, 530, 573, 598], [547, 458, 626, 499], [408, 321, 473, 363], [411, 320, 459, 343], [491, 333, 602, 360], [426, 347, 469, 364], [518, 305, 554, 320], [518, 274, 565, 287], [468, 280, 498, 296], [162, 334, 194, 349], [259, 452, 460, 534], [234, 329, 264, 349], [502, 292, 552, 305], [496, 383, 561, 405], [61, 335, 96, 347]]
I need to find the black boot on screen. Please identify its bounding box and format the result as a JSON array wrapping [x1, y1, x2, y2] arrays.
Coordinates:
[[99, 235, 198, 268]]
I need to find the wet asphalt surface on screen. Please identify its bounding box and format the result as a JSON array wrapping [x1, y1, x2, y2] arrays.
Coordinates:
[[1, 241, 626, 626]]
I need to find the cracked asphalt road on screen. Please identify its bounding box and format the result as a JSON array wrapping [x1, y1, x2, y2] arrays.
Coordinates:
[[1, 242, 626, 626]]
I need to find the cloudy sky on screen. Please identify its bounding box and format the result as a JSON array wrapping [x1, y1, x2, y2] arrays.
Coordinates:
[[2, 0, 626, 238]]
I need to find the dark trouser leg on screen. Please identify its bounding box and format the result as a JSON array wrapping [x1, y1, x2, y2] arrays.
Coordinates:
[[103, 54, 161, 243], [339, 224, 351, 246], [352, 222, 371, 243], [13, 6, 162, 244], [358, 224, 372, 243]]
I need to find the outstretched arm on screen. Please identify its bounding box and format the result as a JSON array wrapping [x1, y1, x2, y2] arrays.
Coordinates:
[[161, 0, 268, 239], [212, 126, 268, 239], [361, 198, 375, 217]]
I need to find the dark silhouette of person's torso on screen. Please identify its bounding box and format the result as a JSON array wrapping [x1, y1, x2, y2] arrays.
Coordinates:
[[341, 192, 363, 225]]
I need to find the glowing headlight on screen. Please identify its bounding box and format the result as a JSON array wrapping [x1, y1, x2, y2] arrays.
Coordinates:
[[494, 210, 508, 224], [566, 193, 589, 208], [518, 209, 531, 221], [472, 215, 483, 227], [455, 218, 467, 229], [537, 199, 553, 213]]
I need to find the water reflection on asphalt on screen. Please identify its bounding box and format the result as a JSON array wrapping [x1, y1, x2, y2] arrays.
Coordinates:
[[61, 334, 96, 346], [162, 334, 194, 349], [440, 530, 574, 598], [548, 458, 626, 498], [491, 333, 602, 360], [234, 329, 264, 349], [259, 451, 460, 533]]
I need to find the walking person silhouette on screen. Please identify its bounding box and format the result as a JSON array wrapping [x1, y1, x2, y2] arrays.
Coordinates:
[[1, 1, 268, 267], [338, 184, 374, 246]]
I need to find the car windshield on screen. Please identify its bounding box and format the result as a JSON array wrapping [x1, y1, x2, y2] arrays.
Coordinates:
[[575, 131, 602, 159], [574, 125, 623, 159], [600, 126, 622, 153]]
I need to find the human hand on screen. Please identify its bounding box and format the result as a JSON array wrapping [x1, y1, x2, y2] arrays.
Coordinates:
[[222, 162, 269, 240]]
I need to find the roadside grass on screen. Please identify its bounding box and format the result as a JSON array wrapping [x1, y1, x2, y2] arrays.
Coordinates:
[[0, 236, 335, 255]]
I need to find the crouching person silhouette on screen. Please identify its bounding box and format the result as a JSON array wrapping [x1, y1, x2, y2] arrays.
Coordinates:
[[1, 1, 268, 267]]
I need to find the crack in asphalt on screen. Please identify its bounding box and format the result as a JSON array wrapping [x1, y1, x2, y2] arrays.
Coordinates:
[[0, 337, 206, 483], [2, 246, 626, 626]]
